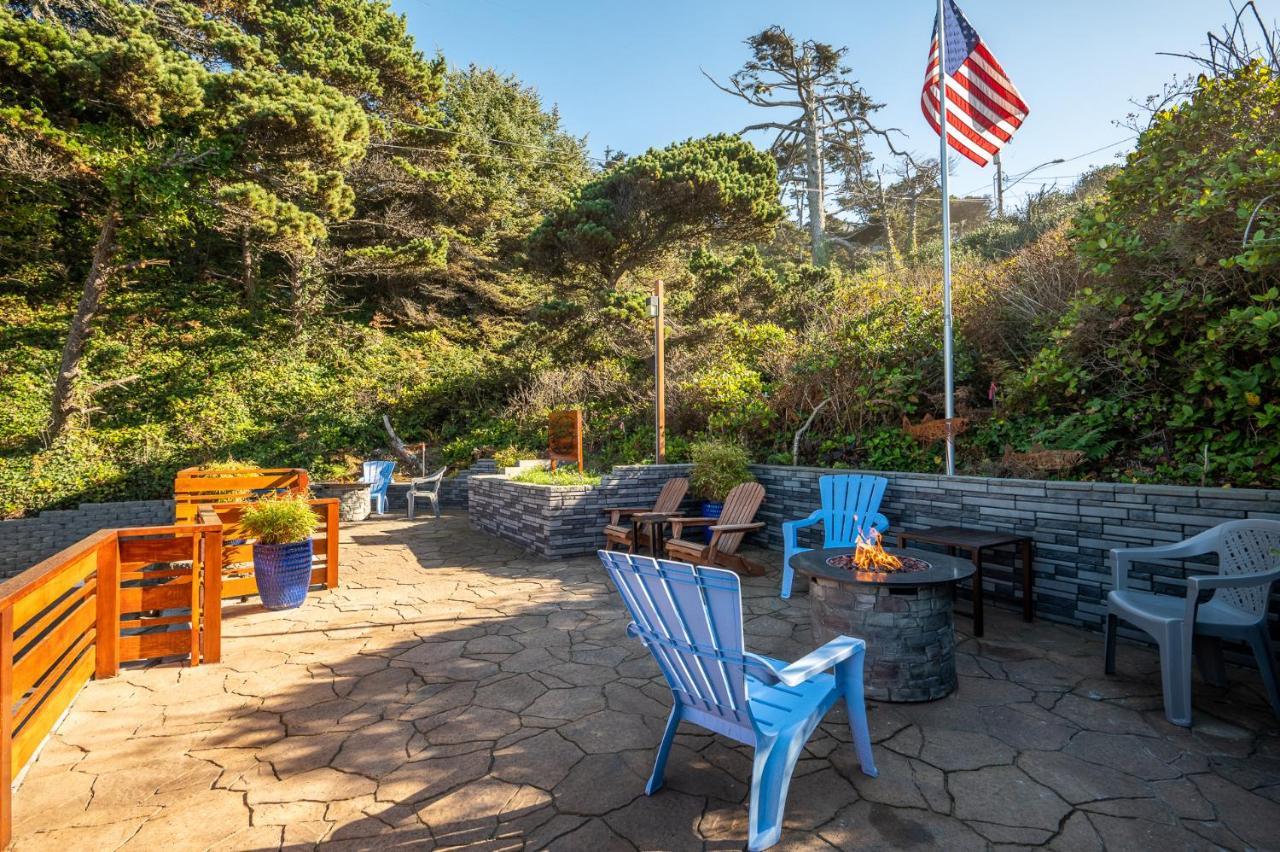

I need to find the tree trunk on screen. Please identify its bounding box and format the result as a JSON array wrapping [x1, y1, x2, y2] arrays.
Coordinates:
[[241, 227, 256, 303], [877, 177, 899, 271], [907, 192, 919, 256], [48, 204, 120, 441], [801, 86, 826, 265]]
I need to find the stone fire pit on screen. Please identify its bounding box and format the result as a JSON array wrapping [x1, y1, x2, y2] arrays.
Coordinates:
[[791, 546, 974, 702]]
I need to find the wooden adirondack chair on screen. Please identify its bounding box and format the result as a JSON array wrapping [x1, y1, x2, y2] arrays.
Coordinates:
[[780, 474, 890, 599], [602, 477, 689, 554], [598, 551, 878, 851], [664, 481, 767, 576]]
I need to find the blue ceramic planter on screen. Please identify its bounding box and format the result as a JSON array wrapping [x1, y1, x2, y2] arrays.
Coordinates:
[[700, 500, 724, 543], [253, 539, 313, 610]]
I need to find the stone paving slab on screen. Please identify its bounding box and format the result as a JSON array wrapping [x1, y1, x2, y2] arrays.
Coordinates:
[[11, 515, 1280, 850]]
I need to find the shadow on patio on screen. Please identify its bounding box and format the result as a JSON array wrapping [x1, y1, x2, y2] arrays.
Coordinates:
[[9, 514, 1280, 850]]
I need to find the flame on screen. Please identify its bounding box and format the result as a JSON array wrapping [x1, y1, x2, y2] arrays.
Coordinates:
[[853, 529, 903, 572]]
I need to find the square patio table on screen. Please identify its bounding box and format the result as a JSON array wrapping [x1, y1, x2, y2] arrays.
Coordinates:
[[895, 525, 1034, 638]]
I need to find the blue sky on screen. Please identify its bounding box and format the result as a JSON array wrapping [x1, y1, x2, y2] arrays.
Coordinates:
[[395, 1, 1244, 207]]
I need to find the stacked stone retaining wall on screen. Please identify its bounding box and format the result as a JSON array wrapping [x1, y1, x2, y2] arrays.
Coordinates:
[[0, 500, 173, 579]]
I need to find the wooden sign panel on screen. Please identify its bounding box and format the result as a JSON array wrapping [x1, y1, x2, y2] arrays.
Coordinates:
[[547, 410, 584, 472]]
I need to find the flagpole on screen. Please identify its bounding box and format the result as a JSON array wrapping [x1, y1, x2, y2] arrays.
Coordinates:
[[936, 0, 956, 476]]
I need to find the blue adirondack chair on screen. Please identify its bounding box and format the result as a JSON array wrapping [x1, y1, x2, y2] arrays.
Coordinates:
[[362, 460, 395, 514], [599, 550, 878, 851], [780, 474, 890, 599]]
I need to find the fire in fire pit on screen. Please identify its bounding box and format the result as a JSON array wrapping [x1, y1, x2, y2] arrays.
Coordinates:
[[826, 530, 931, 574]]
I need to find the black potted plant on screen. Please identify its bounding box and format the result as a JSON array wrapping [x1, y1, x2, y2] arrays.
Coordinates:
[[240, 493, 319, 610], [689, 440, 756, 542]]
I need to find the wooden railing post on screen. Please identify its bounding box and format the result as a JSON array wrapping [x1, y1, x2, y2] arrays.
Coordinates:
[[325, 500, 339, 589], [1, 605, 13, 849], [94, 534, 120, 679], [202, 522, 223, 665]]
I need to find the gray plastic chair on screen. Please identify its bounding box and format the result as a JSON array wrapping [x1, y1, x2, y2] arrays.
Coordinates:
[[1105, 519, 1280, 727], [406, 466, 447, 519]]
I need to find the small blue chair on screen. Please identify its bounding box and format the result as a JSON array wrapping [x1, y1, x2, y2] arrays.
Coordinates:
[[362, 460, 395, 514], [780, 474, 890, 598], [599, 550, 878, 851]]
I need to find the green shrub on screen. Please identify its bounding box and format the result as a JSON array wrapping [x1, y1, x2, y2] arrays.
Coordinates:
[[688, 440, 754, 501], [493, 445, 537, 468], [240, 494, 319, 545], [510, 467, 600, 486]]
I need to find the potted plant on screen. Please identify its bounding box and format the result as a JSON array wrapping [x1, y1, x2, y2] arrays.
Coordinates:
[[689, 440, 756, 541], [240, 493, 319, 610]]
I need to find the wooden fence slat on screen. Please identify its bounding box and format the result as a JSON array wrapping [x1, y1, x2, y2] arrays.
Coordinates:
[[12, 628, 94, 734], [15, 580, 95, 659], [11, 550, 96, 628], [119, 630, 196, 663], [118, 581, 192, 615], [12, 595, 95, 698], [117, 537, 198, 565], [12, 646, 93, 774]]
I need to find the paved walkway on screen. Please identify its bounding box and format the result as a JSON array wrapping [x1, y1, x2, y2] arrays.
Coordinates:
[[12, 515, 1280, 850]]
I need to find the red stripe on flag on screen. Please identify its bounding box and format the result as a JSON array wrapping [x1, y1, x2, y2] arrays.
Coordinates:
[[971, 43, 1030, 112], [924, 84, 1001, 156], [922, 90, 992, 167]]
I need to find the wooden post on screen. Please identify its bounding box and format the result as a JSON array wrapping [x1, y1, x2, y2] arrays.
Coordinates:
[[654, 278, 666, 464], [93, 534, 120, 679], [0, 605, 12, 849], [324, 500, 340, 589], [201, 519, 223, 665], [188, 532, 201, 667]]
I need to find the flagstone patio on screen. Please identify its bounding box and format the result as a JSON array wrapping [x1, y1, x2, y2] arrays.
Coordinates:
[[11, 514, 1280, 850]]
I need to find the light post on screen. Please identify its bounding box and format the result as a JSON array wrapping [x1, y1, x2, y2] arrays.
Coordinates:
[[994, 156, 1066, 216], [648, 279, 666, 464]]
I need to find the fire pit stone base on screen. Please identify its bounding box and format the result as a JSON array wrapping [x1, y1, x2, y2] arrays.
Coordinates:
[[810, 579, 957, 702]]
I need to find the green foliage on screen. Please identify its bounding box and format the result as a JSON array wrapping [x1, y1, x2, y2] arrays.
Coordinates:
[[529, 134, 782, 286], [688, 440, 755, 501], [493, 445, 537, 468], [1025, 62, 1280, 485], [510, 468, 600, 486], [240, 493, 319, 545]]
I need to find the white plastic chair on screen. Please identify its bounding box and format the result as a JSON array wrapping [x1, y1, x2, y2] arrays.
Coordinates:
[[407, 466, 447, 519], [1105, 519, 1280, 726]]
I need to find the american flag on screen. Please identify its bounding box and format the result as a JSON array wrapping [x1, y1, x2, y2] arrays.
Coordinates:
[[922, 0, 1028, 167]]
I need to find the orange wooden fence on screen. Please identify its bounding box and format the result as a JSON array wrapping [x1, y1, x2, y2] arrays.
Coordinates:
[[194, 498, 339, 601], [0, 520, 223, 846], [172, 467, 309, 523]]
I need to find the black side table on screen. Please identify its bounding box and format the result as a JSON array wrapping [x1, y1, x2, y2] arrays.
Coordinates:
[[895, 526, 1035, 638]]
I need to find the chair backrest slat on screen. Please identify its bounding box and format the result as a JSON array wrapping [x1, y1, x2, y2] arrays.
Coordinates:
[[820, 474, 888, 548], [600, 551, 749, 723], [1215, 520, 1280, 616], [654, 478, 689, 515], [362, 461, 395, 499], [712, 482, 765, 555]]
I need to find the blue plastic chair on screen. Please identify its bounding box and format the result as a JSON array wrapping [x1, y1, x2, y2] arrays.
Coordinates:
[[599, 550, 878, 851], [780, 474, 890, 599], [362, 460, 395, 514]]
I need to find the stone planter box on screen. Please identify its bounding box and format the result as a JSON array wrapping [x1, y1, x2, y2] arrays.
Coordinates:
[[312, 481, 371, 522], [468, 464, 695, 559]]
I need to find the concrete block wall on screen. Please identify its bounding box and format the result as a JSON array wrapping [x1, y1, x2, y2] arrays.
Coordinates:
[[0, 500, 174, 579], [749, 465, 1280, 632], [469, 464, 695, 558]]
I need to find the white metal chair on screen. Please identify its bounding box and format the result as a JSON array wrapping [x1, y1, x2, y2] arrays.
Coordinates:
[[1105, 519, 1280, 726], [406, 466, 447, 519]]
